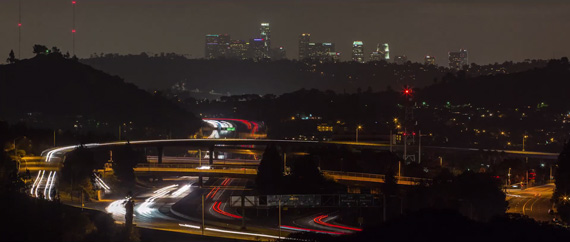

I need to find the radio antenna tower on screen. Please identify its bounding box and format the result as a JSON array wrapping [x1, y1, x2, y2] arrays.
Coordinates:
[[72, 1, 77, 56], [18, 0, 22, 59]]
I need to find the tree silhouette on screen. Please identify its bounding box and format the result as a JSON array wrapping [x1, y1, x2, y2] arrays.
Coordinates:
[[554, 140, 570, 222], [32, 44, 49, 55], [112, 144, 145, 185], [255, 144, 283, 194], [6, 50, 16, 64]]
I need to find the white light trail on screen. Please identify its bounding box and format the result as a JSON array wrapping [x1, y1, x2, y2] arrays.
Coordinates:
[[94, 174, 111, 192], [137, 185, 179, 216], [171, 184, 192, 197], [106, 199, 127, 216], [30, 170, 43, 195], [43, 171, 54, 199], [34, 170, 45, 198], [47, 172, 57, 200], [178, 223, 201, 229]]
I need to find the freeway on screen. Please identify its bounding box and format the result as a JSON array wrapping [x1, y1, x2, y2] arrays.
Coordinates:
[[506, 183, 555, 222]]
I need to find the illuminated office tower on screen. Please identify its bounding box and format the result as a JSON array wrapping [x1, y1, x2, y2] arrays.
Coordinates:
[[260, 23, 271, 58], [205, 34, 230, 59], [370, 43, 390, 62], [298, 33, 311, 60], [249, 38, 266, 61], [448, 49, 468, 69], [380, 43, 389, 60], [228, 40, 249, 60], [352, 41, 365, 63]]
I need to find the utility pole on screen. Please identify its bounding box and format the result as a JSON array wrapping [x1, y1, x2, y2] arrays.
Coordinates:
[[283, 152, 287, 175], [201, 194, 205, 235], [389, 130, 393, 152], [53, 130, 56, 147], [403, 128, 407, 162], [382, 194, 386, 222], [199, 149, 202, 166], [398, 161, 401, 179], [278, 197, 282, 240], [118, 125, 121, 141], [418, 130, 422, 164], [356, 125, 362, 143]]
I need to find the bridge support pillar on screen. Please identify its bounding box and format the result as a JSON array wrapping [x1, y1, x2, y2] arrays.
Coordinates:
[[157, 146, 163, 164], [198, 176, 203, 188], [209, 146, 214, 165]]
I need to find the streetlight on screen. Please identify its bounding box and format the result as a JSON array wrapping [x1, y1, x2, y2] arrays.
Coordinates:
[[356, 125, 363, 143], [522, 135, 528, 151]]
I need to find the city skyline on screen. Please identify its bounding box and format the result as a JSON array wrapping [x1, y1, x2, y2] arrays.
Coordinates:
[[1, 0, 569, 65]]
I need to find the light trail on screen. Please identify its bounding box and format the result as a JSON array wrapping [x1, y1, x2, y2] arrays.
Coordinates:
[[205, 227, 281, 239], [43, 171, 55, 200], [47, 172, 57, 200], [178, 223, 201, 229], [280, 225, 347, 235], [94, 174, 110, 192], [206, 178, 229, 199], [171, 184, 192, 197], [137, 185, 179, 216], [212, 201, 242, 219], [30, 170, 43, 195], [34, 170, 46, 198], [106, 199, 127, 216], [313, 215, 362, 232]]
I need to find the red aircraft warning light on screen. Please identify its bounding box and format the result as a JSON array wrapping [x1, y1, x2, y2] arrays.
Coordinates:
[[72, 1, 76, 4]]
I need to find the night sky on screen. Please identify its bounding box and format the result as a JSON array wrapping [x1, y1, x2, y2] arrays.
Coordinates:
[[0, 0, 568, 65]]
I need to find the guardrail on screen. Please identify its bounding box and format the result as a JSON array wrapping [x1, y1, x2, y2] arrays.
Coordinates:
[[322, 170, 430, 185], [134, 163, 257, 175]]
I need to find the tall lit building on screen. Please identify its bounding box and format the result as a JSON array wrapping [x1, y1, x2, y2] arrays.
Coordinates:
[[307, 42, 339, 62], [352, 41, 365, 63], [370, 43, 390, 61], [424, 55, 436, 65], [394, 55, 408, 65], [260, 23, 271, 58], [298, 33, 311, 60], [380, 43, 390, 60], [228, 40, 249, 60], [205, 34, 230, 59], [248, 38, 267, 61], [448, 49, 468, 70]]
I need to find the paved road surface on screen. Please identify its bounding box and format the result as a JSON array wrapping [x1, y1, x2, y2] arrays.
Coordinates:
[[506, 183, 555, 222]]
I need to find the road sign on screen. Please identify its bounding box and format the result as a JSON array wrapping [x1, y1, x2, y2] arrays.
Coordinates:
[[230, 196, 257, 207]]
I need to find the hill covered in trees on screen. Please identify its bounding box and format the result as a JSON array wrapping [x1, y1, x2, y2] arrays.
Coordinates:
[[81, 53, 548, 96], [0, 51, 201, 139], [418, 58, 570, 110]]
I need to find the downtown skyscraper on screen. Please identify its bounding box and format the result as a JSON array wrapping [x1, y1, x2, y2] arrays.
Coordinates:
[[448, 49, 468, 70], [352, 41, 365, 63]]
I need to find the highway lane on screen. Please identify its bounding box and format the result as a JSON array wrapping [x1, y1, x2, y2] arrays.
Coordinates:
[[506, 184, 555, 222]]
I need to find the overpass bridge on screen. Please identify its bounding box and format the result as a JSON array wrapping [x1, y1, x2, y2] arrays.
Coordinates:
[[133, 163, 428, 186]]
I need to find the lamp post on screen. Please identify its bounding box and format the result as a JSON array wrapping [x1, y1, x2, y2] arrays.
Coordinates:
[[356, 125, 362, 143], [523, 134, 528, 163]]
